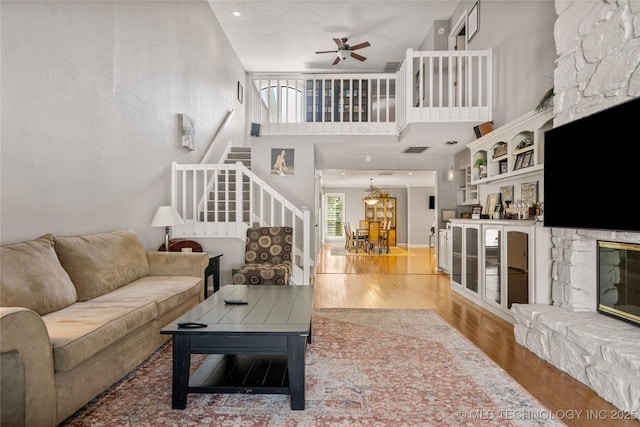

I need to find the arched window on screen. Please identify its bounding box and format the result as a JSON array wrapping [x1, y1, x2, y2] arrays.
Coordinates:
[[260, 83, 303, 123]]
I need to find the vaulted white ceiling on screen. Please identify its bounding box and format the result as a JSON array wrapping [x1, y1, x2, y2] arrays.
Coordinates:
[[207, 1, 468, 187], [208, 1, 460, 73]]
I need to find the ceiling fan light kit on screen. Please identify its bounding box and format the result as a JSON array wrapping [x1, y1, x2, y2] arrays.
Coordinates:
[[315, 37, 371, 65]]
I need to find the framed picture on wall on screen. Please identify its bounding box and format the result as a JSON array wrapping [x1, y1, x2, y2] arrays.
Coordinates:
[[271, 148, 294, 176], [178, 114, 195, 151], [237, 81, 244, 104], [467, 1, 479, 42]]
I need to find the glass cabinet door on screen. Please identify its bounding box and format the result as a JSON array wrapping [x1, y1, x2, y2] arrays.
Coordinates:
[[465, 226, 479, 294], [507, 230, 529, 308], [483, 227, 501, 305], [451, 225, 463, 286]]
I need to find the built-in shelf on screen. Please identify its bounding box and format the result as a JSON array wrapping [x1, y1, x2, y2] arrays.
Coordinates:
[[456, 167, 478, 205], [467, 108, 554, 185]]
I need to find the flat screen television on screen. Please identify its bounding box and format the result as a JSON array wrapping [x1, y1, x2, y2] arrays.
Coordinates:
[[543, 96, 640, 232]]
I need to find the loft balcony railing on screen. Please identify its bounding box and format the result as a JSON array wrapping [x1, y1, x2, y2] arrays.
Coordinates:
[[249, 48, 492, 135]]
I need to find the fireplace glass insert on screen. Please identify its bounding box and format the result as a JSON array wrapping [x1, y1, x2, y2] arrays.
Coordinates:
[[598, 241, 640, 326]]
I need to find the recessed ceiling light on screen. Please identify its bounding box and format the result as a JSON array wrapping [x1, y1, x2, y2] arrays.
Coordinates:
[[408, 172, 413, 175], [232, 11, 241, 17]]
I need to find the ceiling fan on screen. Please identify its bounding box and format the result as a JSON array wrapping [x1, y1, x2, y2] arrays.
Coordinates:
[[315, 37, 371, 65]]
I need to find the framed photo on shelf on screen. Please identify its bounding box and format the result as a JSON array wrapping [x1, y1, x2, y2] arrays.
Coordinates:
[[514, 153, 524, 170], [521, 182, 538, 206], [522, 151, 533, 168], [499, 159, 508, 174], [500, 185, 514, 208], [483, 193, 500, 215]]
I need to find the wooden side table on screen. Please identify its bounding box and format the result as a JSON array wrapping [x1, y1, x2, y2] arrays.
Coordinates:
[[204, 253, 223, 298]]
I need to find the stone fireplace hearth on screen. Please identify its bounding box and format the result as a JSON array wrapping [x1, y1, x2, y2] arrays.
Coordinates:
[[513, 223, 640, 415], [513, 228, 640, 416]]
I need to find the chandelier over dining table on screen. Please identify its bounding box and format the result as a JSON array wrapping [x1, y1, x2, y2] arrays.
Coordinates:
[[364, 178, 382, 206]]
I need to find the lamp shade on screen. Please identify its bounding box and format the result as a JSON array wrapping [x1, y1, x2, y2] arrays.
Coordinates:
[[151, 206, 184, 227]]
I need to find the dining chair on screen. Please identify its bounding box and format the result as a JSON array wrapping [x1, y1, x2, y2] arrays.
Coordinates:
[[359, 219, 369, 229], [380, 221, 391, 253], [348, 222, 367, 253], [367, 220, 383, 254], [344, 223, 356, 252]]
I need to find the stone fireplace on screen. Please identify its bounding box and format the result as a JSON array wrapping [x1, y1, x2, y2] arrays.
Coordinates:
[[512, 0, 640, 417]]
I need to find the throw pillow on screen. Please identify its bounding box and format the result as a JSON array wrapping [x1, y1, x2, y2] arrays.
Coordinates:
[[0, 236, 78, 315], [53, 229, 150, 301]]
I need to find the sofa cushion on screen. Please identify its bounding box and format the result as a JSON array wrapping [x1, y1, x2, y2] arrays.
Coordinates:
[[92, 275, 203, 317], [43, 300, 157, 372], [53, 229, 150, 301], [0, 236, 78, 315]]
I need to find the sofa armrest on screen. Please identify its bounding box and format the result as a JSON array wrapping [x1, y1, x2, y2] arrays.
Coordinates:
[[1, 307, 56, 427], [146, 251, 209, 278]]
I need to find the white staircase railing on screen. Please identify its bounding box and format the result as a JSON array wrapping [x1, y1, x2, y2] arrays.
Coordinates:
[[170, 161, 312, 285]]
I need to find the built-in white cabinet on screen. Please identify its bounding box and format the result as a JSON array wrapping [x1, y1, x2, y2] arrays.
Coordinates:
[[450, 222, 481, 300], [438, 228, 451, 273], [467, 107, 554, 185], [450, 219, 551, 322]]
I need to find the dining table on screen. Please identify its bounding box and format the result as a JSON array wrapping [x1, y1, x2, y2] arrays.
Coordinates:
[[353, 226, 388, 253], [354, 228, 368, 253]]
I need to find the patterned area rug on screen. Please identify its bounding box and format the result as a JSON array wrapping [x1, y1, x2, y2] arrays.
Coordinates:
[[62, 309, 564, 426], [330, 246, 414, 256]]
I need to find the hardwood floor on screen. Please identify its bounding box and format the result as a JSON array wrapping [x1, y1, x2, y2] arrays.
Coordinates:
[[312, 244, 640, 427]]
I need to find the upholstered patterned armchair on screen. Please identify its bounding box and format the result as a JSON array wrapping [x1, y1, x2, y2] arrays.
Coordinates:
[[231, 226, 293, 286]]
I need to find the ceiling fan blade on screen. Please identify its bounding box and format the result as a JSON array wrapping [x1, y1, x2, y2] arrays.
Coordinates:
[[333, 38, 344, 47], [349, 41, 371, 51], [332, 56, 341, 65], [315, 50, 337, 54], [350, 52, 367, 62]]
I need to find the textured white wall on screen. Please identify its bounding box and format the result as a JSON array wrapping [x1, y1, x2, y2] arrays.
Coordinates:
[[0, 1, 246, 249], [550, 0, 640, 309]]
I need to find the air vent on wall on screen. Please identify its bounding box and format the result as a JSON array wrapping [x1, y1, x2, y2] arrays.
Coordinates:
[[379, 171, 394, 176], [402, 146, 429, 154]]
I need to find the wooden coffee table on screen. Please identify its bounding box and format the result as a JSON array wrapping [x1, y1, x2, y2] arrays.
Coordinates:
[[161, 284, 314, 410]]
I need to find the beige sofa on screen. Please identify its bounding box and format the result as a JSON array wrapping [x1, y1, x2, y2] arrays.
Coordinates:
[[0, 229, 209, 426]]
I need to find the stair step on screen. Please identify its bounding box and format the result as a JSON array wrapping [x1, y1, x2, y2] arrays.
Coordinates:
[[206, 201, 250, 209], [229, 146, 251, 152], [212, 183, 250, 191], [198, 212, 251, 222], [227, 152, 251, 159], [225, 159, 251, 166]]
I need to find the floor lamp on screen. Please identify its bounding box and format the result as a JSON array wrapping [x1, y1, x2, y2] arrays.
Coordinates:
[[151, 206, 184, 251]]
